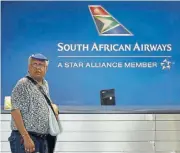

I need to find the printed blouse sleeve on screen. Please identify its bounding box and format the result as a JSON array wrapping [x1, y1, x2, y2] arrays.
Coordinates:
[[11, 78, 29, 112]]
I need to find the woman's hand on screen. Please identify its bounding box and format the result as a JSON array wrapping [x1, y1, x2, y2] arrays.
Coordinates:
[[23, 134, 35, 153]]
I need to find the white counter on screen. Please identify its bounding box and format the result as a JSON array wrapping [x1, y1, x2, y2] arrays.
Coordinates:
[[1, 111, 180, 153]]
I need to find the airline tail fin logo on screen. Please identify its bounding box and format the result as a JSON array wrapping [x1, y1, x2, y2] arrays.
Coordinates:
[[89, 5, 133, 36]]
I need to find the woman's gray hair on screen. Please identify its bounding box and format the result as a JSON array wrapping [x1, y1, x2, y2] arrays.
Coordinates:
[[28, 56, 49, 66]]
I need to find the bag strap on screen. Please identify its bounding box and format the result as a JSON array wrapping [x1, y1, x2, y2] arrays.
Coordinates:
[[26, 76, 57, 117]]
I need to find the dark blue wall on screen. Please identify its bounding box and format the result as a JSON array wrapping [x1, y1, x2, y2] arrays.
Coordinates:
[[2, 1, 180, 106]]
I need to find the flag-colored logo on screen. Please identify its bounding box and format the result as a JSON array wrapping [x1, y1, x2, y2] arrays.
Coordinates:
[[89, 5, 133, 36]]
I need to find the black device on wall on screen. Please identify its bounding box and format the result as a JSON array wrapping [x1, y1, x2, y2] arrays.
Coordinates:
[[100, 89, 116, 105]]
